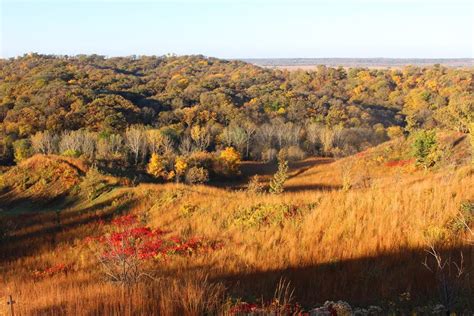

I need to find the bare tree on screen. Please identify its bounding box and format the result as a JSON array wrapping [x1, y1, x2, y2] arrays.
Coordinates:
[[226, 123, 246, 154], [283, 122, 302, 147], [319, 127, 335, 156], [272, 118, 286, 149], [241, 120, 257, 159], [125, 125, 146, 165], [190, 125, 210, 151], [146, 129, 163, 154], [422, 245, 466, 313], [59, 130, 84, 154], [179, 135, 193, 156], [305, 123, 321, 154], [109, 134, 124, 156], [160, 135, 175, 156], [82, 131, 97, 160], [31, 131, 58, 154], [97, 134, 124, 159], [257, 123, 275, 149]]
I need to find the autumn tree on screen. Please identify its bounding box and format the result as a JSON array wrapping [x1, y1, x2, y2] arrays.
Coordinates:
[[174, 156, 188, 183], [218, 147, 241, 176], [13, 139, 32, 163], [147, 153, 165, 178]]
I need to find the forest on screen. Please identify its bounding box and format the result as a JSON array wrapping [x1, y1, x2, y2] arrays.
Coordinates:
[[0, 54, 472, 172]]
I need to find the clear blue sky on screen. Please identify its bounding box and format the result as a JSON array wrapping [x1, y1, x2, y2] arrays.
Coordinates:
[[1, 0, 473, 58]]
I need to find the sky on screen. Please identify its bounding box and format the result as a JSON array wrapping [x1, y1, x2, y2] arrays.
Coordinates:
[[1, 0, 473, 59]]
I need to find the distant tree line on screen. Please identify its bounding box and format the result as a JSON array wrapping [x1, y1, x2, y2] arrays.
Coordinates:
[[0, 54, 472, 166]]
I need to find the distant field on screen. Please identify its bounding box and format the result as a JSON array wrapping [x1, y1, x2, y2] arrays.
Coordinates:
[[241, 58, 474, 69]]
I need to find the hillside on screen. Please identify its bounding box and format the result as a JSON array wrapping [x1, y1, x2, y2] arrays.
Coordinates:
[[1, 132, 473, 314], [1, 54, 472, 166]]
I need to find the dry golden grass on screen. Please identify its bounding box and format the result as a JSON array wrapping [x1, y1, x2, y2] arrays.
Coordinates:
[[1, 136, 473, 314]]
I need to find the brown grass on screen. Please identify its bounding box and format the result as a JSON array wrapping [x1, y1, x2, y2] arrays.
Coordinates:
[[1, 137, 473, 314]]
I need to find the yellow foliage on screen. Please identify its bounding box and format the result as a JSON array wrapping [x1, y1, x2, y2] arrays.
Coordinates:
[[277, 107, 286, 115], [166, 170, 176, 181], [387, 126, 404, 140], [219, 147, 241, 174], [357, 70, 372, 82], [147, 153, 165, 178], [175, 156, 188, 176], [191, 125, 203, 142]]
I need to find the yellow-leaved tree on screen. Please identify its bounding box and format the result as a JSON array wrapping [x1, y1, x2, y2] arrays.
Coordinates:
[[174, 156, 188, 183], [147, 153, 165, 179], [219, 147, 241, 176]]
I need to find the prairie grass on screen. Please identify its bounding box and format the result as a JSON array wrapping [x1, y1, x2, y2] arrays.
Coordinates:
[[0, 138, 473, 314]]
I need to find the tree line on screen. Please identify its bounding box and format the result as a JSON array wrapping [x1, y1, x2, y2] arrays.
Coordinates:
[[0, 54, 472, 167]]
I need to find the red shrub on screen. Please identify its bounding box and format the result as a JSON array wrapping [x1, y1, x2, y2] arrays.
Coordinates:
[[86, 214, 221, 285], [385, 159, 414, 167], [32, 263, 70, 280]]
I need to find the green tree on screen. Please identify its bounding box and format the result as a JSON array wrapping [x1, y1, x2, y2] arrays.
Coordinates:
[[13, 139, 33, 163], [269, 150, 289, 194], [412, 130, 439, 169]]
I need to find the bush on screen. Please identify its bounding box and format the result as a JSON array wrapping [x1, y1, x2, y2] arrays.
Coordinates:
[[185, 167, 209, 184], [233, 203, 301, 228], [387, 126, 404, 140], [412, 129, 439, 169], [269, 151, 289, 194], [246, 175, 265, 195], [286, 145, 305, 161], [187, 151, 215, 170], [62, 149, 81, 158]]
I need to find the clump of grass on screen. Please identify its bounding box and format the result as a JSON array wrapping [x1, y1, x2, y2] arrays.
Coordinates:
[[233, 203, 302, 228]]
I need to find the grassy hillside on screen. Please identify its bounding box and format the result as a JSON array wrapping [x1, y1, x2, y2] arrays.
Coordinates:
[[0, 132, 473, 314]]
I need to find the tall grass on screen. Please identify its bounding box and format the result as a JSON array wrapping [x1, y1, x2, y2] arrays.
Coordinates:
[[1, 150, 473, 314]]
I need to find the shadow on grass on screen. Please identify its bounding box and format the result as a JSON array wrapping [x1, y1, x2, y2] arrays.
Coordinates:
[[209, 157, 335, 191], [23, 245, 474, 314], [213, 245, 474, 309], [0, 193, 138, 262]]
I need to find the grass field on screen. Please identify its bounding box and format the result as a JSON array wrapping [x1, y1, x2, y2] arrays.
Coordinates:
[[0, 134, 473, 315]]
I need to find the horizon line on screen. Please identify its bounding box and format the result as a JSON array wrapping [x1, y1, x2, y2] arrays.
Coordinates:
[[1, 53, 473, 60]]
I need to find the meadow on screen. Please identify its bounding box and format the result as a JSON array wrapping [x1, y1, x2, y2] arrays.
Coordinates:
[[0, 132, 473, 315]]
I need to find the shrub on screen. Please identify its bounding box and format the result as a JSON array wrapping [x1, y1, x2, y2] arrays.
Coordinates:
[[86, 214, 207, 287], [187, 151, 215, 170], [387, 126, 404, 140], [412, 129, 439, 169], [269, 151, 288, 194], [286, 145, 305, 161], [185, 167, 209, 184], [233, 203, 301, 228], [62, 149, 81, 158], [450, 201, 474, 233], [246, 175, 265, 195]]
